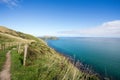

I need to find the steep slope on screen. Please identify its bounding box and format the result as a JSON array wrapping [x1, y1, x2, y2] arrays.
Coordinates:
[[0, 26, 41, 41], [0, 26, 100, 80]]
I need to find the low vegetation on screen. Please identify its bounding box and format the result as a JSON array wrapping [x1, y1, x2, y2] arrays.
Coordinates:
[[0, 46, 13, 71], [0, 26, 100, 80], [0, 50, 7, 71], [11, 42, 99, 80]]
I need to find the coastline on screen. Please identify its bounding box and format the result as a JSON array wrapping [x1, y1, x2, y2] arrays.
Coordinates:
[[48, 45, 104, 80]]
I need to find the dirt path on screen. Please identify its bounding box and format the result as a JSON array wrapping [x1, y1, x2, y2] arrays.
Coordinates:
[[0, 51, 11, 80]]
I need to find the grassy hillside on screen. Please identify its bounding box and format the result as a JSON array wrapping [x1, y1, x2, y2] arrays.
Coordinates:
[[0, 26, 100, 80]]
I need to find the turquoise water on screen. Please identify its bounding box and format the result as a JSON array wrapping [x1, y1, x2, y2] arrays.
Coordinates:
[[47, 37, 120, 80]]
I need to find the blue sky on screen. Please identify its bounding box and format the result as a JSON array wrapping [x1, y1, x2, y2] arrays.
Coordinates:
[[0, 0, 120, 37]]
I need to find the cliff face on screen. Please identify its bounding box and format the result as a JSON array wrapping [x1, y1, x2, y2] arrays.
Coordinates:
[[0, 26, 99, 80]]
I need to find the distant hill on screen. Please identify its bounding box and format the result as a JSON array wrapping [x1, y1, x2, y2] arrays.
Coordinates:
[[40, 36, 59, 40], [0, 26, 100, 80]]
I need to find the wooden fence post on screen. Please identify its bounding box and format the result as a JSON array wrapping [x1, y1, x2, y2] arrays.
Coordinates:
[[2, 43, 5, 51], [17, 43, 21, 53], [0, 44, 1, 50], [23, 44, 28, 66]]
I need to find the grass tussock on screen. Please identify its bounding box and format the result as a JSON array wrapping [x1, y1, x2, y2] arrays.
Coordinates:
[[11, 42, 99, 80], [0, 50, 7, 71]]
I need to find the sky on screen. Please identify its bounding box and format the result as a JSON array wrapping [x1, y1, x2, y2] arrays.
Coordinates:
[[0, 0, 120, 37]]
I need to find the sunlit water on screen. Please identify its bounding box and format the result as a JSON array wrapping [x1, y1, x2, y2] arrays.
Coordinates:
[[47, 37, 120, 80]]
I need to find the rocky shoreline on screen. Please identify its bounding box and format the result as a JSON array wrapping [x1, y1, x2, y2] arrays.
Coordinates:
[[51, 47, 106, 80]]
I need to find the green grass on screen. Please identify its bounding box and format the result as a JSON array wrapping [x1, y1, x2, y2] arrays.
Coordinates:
[[0, 46, 13, 71], [11, 50, 38, 80], [0, 50, 7, 71], [11, 42, 99, 80]]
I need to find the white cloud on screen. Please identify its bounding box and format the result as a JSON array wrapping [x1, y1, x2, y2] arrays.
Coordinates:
[[0, 0, 21, 8], [59, 20, 120, 37]]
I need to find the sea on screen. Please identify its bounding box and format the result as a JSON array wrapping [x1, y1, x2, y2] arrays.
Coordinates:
[[46, 37, 120, 80]]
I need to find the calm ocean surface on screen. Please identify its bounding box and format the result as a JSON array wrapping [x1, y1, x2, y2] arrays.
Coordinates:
[[47, 37, 120, 80]]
